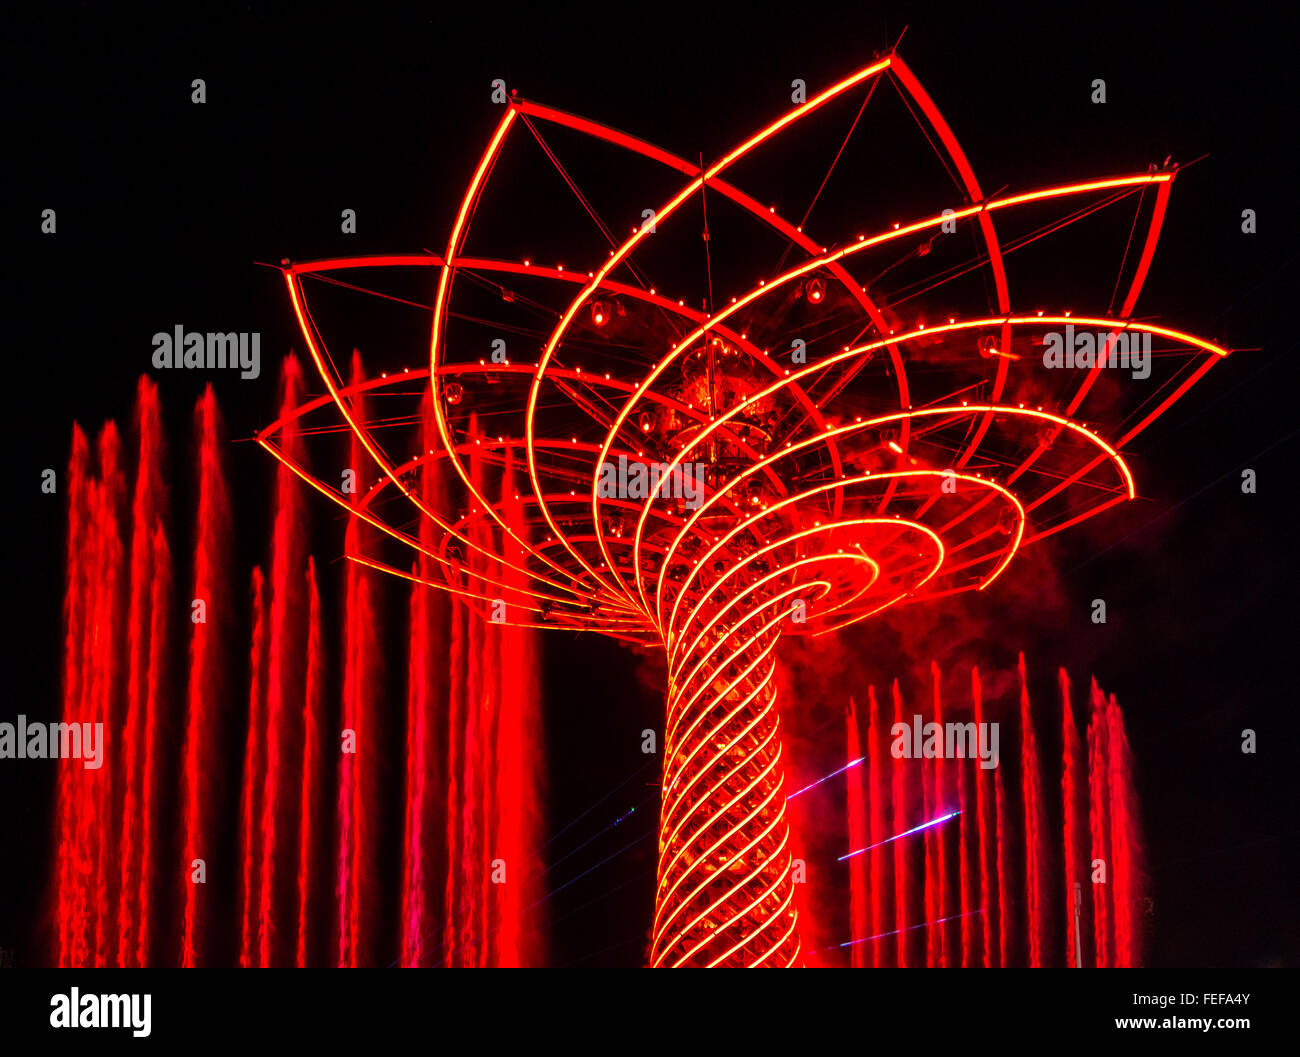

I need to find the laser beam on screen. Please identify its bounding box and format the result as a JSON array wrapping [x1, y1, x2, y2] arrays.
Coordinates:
[[839, 810, 960, 861], [839, 908, 984, 948]]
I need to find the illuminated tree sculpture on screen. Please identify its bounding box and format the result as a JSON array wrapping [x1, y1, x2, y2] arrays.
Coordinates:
[[258, 53, 1230, 967]]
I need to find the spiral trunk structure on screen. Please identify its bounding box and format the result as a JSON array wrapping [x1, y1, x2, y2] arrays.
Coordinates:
[[653, 616, 798, 966]]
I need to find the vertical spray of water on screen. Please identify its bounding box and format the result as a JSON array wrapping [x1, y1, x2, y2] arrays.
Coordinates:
[[121, 379, 166, 967], [867, 686, 887, 969], [239, 569, 268, 967], [846, 698, 869, 969], [90, 425, 126, 966], [352, 571, 383, 966], [260, 357, 309, 967], [180, 387, 228, 967], [458, 418, 487, 967], [1106, 694, 1142, 967], [958, 746, 975, 968], [1087, 679, 1113, 969], [70, 468, 103, 968], [401, 386, 447, 967], [142, 527, 171, 964], [1018, 654, 1047, 967], [496, 447, 545, 966], [890, 681, 909, 968], [297, 558, 326, 966], [930, 662, 948, 967], [996, 765, 1011, 968], [402, 569, 433, 967], [339, 353, 382, 967], [1060, 669, 1086, 967], [442, 595, 466, 964], [337, 533, 358, 967], [971, 667, 995, 967], [56, 427, 89, 967], [922, 694, 938, 966], [479, 502, 500, 969]]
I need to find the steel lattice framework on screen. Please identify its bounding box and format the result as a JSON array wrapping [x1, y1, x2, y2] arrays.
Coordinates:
[[258, 52, 1230, 967]]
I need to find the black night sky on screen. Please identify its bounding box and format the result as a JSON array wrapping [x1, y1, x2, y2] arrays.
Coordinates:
[[4, 2, 1298, 970]]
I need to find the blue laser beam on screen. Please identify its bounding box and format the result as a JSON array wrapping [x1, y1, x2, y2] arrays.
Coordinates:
[[787, 756, 866, 800], [838, 810, 960, 861], [838, 908, 984, 948]]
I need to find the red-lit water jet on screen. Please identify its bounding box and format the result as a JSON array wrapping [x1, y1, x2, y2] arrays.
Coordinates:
[[121, 378, 165, 968], [1019, 655, 1048, 968], [847, 699, 869, 969], [239, 567, 268, 968], [180, 387, 227, 967], [297, 558, 325, 968], [400, 388, 448, 968], [339, 354, 383, 969]]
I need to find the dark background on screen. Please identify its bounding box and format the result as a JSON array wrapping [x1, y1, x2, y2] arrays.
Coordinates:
[[3, 1, 1297, 967]]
